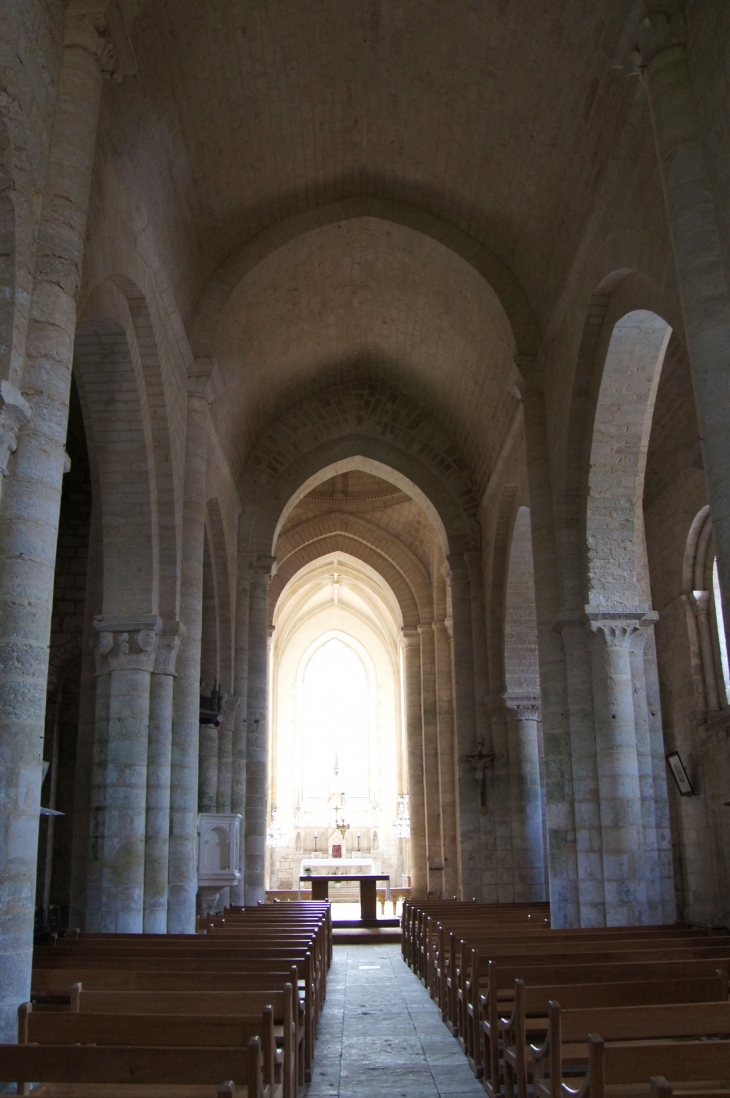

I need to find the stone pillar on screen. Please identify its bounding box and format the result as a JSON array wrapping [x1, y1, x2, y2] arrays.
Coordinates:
[[198, 724, 219, 815], [629, 630, 662, 924], [418, 622, 442, 895], [433, 619, 458, 897], [244, 556, 275, 905], [643, 626, 677, 923], [89, 619, 160, 932], [402, 629, 427, 896], [217, 694, 239, 814], [168, 366, 214, 932], [558, 618, 605, 926], [447, 555, 482, 900], [230, 550, 251, 905], [516, 363, 579, 926], [588, 616, 649, 926], [0, 7, 116, 1038], [641, 3, 730, 653], [143, 628, 181, 932], [504, 695, 546, 902]]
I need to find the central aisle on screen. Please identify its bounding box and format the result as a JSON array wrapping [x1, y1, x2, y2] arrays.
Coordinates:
[[308, 944, 486, 1097]]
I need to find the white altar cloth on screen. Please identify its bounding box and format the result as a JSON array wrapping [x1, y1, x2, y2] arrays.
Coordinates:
[[298, 857, 389, 900]]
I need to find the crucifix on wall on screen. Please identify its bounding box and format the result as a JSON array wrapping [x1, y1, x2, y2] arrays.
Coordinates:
[[462, 738, 497, 814]]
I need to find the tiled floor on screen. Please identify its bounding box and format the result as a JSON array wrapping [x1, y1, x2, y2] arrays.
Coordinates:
[[308, 944, 485, 1097]]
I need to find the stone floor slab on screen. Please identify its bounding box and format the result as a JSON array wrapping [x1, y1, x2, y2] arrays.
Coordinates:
[[307, 944, 485, 1097]]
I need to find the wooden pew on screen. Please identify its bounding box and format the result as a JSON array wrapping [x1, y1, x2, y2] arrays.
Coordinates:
[[19, 1003, 279, 1098], [0, 1041, 263, 1098], [505, 980, 730, 1098], [478, 958, 730, 1097], [534, 1025, 730, 1098], [31, 964, 317, 1083], [33, 947, 320, 1063], [652, 1076, 730, 1098], [69, 986, 300, 1098]]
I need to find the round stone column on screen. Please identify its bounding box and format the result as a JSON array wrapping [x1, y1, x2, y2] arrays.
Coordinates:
[[641, 5, 730, 652], [0, 7, 115, 1038], [198, 721, 219, 815], [433, 619, 459, 897], [168, 366, 214, 932], [516, 363, 579, 926], [418, 622, 442, 895], [504, 695, 546, 902], [447, 555, 482, 900], [402, 629, 427, 896], [230, 550, 251, 905], [217, 694, 239, 814], [244, 556, 275, 905], [588, 616, 648, 926], [143, 629, 181, 933], [91, 620, 160, 932]]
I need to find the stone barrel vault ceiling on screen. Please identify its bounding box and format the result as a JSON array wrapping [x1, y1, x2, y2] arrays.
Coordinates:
[[214, 217, 516, 492], [105, 0, 637, 488]]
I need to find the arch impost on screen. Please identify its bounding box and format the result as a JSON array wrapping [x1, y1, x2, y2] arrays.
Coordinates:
[[187, 358, 219, 404], [153, 622, 185, 676], [513, 354, 544, 397], [639, 3, 687, 70], [94, 615, 162, 674], [400, 628, 421, 649], [586, 606, 658, 648], [503, 693, 541, 722]]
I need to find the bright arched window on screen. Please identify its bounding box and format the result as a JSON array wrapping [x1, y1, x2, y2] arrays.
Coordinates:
[[713, 558, 730, 701], [301, 637, 370, 800]]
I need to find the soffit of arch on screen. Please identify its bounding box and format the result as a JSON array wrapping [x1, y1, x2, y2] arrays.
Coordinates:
[[276, 509, 432, 602], [272, 554, 403, 658], [207, 214, 520, 498], [272, 535, 419, 631], [238, 381, 481, 559], [74, 275, 182, 622], [556, 271, 683, 615]]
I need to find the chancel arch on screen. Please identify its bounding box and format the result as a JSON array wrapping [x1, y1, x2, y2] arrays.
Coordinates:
[[269, 553, 408, 894]]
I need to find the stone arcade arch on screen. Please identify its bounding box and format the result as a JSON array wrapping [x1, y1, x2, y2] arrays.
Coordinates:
[[269, 557, 407, 896], [234, 385, 487, 902]]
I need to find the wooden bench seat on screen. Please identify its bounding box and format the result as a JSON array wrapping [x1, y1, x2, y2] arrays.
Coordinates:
[[31, 964, 317, 1083], [68, 987, 300, 1098], [507, 992, 730, 1098], [19, 1004, 280, 1098], [534, 1032, 730, 1098], [0, 1043, 263, 1098], [478, 959, 730, 1096]]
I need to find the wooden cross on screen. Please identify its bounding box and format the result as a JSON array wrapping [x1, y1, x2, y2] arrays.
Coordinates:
[[463, 738, 497, 814]]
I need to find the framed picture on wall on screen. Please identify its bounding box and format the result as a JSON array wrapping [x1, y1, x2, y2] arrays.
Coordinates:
[[666, 751, 695, 797]]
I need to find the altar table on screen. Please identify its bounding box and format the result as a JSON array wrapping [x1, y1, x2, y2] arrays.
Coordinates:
[[299, 874, 390, 921]]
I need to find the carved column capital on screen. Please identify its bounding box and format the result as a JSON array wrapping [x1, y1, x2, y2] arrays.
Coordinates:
[[512, 354, 544, 397], [503, 693, 541, 722], [445, 554, 469, 587], [187, 361, 217, 405], [690, 589, 712, 618], [400, 627, 421, 651], [0, 381, 32, 479], [64, 7, 119, 79], [153, 623, 184, 676], [94, 616, 162, 674], [586, 608, 657, 650], [637, 2, 687, 68]]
